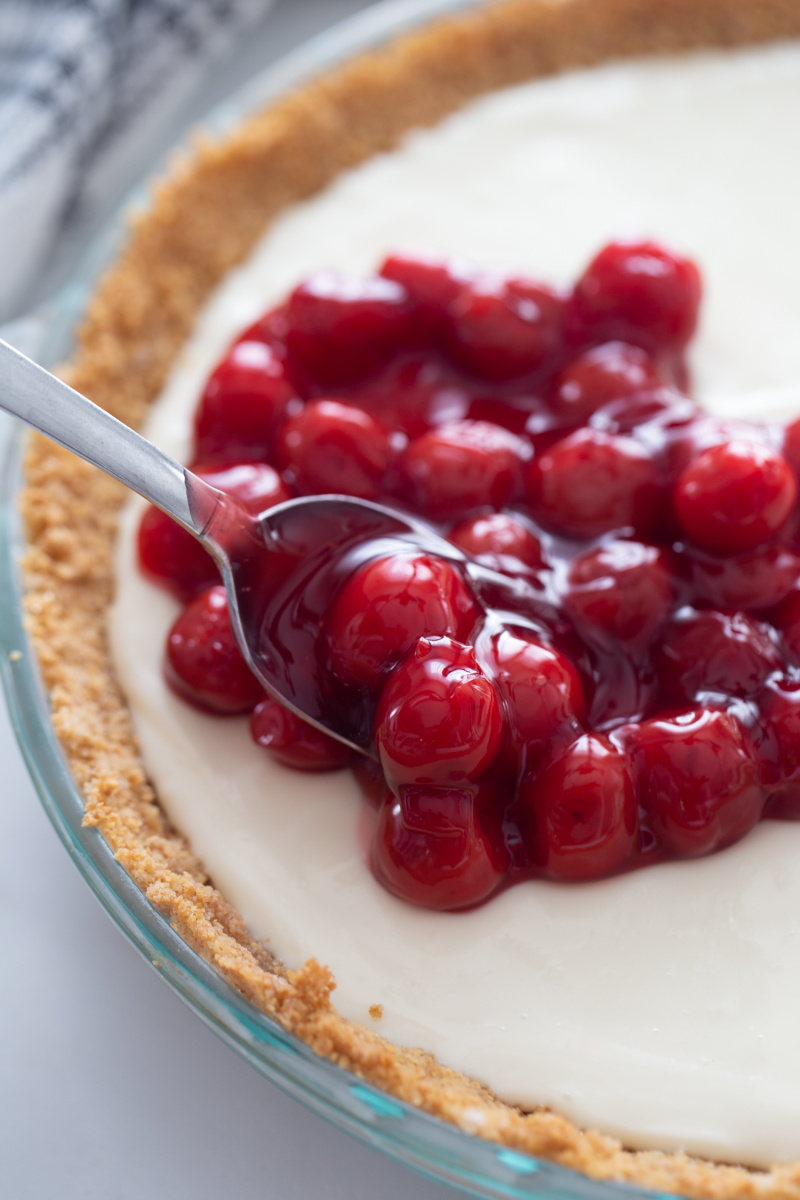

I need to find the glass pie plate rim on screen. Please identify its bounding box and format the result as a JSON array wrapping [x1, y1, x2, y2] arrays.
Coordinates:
[[0, 3, 671, 1197]]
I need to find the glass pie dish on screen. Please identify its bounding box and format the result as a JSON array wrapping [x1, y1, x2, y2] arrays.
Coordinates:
[[5, 1, 800, 1196], [0, 7, 597, 1197]]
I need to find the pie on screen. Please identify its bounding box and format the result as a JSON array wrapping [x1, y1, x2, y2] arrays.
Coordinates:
[[19, 1, 800, 1194]]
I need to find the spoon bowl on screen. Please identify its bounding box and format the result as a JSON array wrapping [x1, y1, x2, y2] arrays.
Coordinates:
[[197, 487, 471, 752]]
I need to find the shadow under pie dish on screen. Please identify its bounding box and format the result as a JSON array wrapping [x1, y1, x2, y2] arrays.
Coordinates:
[[14, 0, 800, 1195]]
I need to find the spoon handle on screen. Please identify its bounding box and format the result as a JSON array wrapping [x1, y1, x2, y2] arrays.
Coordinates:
[[0, 338, 218, 535]]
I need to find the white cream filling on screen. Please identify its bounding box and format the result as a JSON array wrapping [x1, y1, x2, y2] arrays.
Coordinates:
[[111, 44, 800, 1167]]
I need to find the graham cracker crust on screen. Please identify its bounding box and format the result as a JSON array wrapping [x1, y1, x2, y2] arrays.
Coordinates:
[[19, 1, 800, 1194]]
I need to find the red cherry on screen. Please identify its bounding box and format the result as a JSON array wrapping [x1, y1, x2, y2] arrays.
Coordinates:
[[691, 543, 800, 611], [138, 462, 289, 602], [674, 441, 797, 554], [526, 429, 660, 539], [138, 506, 218, 603], [655, 608, 782, 702], [327, 553, 480, 688], [446, 275, 564, 379], [550, 342, 664, 423], [286, 273, 410, 386], [250, 698, 351, 770], [782, 416, 800, 480], [770, 590, 800, 661], [354, 354, 454, 441], [396, 420, 527, 520], [372, 786, 507, 910], [165, 585, 262, 715], [630, 708, 764, 857], [352, 756, 391, 809], [276, 400, 392, 499], [154, 254, 800, 902], [518, 733, 637, 881], [194, 340, 295, 462], [759, 680, 800, 818], [196, 460, 291, 512], [478, 627, 584, 766], [234, 303, 291, 352], [375, 637, 503, 787], [448, 512, 544, 571], [379, 252, 465, 339], [570, 240, 701, 355], [563, 540, 674, 653]]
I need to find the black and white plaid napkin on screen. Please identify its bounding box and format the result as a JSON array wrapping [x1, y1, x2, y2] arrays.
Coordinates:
[[0, 0, 274, 325]]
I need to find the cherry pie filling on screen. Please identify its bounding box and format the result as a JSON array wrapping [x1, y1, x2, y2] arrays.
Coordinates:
[[137, 240, 800, 911]]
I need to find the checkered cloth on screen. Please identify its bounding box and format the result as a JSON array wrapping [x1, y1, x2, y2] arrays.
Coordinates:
[[0, 0, 273, 324]]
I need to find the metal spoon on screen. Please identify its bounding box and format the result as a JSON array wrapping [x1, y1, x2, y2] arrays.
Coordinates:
[[1, 337, 488, 755]]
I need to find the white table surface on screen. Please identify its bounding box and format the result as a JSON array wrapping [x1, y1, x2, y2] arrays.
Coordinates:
[[0, 3, 460, 1196]]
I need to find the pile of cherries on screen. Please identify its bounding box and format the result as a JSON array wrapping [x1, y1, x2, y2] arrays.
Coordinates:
[[138, 240, 800, 911]]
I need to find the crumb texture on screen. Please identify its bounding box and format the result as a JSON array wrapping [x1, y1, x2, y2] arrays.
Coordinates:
[[20, 1, 800, 1195]]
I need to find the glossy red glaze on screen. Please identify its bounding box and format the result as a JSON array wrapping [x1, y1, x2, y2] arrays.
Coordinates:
[[144, 243, 800, 909]]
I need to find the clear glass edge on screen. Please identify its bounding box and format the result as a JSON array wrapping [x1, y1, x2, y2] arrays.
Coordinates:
[[0, 0, 670, 1195]]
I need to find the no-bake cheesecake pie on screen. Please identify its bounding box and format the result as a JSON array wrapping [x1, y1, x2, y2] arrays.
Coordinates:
[[20, 1, 800, 1195]]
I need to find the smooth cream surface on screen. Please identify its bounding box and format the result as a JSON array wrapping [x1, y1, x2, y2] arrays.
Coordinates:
[[112, 45, 800, 1166]]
